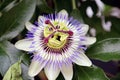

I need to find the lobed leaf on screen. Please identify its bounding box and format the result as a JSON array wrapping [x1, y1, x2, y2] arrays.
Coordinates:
[[0, 41, 32, 79], [74, 65, 109, 80], [86, 38, 120, 61], [0, 0, 36, 41]]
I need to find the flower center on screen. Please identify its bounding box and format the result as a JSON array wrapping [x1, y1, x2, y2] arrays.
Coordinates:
[[43, 20, 73, 49]]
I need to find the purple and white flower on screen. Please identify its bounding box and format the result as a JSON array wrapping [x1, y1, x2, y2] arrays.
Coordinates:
[[15, 10, 96, 80]]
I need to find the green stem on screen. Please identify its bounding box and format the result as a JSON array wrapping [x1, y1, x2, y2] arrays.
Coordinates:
[[72, 0, 76, 9]]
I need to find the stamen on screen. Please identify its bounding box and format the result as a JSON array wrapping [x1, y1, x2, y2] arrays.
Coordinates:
[[43, 31, 56, 43], [45, 20, 56, 29], [58, 30, 73, 36]]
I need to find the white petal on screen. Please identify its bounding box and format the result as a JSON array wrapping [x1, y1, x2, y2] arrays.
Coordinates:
[[60, 63, 73, 80], [25, 22, 34, 31], [38, 16, 46, 24], [79, 24, 89, 35], [15, 39, 33, 51], [80, 37, 96, 45], [58, 9, 68, 19], [72, 52, 92, 66], [28, 60, 45, 77], [59, 9, 68, 16], [44, 64, 60, 80]]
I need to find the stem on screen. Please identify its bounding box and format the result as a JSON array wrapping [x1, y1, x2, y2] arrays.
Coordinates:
[[72, 0, 76, 9], [38, 71, 47, 80]]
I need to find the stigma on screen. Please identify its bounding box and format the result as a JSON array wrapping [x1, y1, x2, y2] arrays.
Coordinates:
[[44, 20, 74, 44]]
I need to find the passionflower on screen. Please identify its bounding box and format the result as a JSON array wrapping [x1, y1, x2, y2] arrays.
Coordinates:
[[15, 10, 96, 80]]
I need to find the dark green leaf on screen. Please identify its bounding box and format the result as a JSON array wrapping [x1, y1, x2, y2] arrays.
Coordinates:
[[0, 13, 1, 18], [21, 53, 30, 66], [111, 73, 120, 80], [106, 17, 120, 34], [0, 0, 36, 41], [54, 0, 72, 13], [36, 0, 53, 13], [0, 41, 32, 80], [103, 5, 112, 16], [73, 65, 109, 80], [0, 41, 22, 75], [95, 17, 120, 41], [56, 73, 64, 80], [82, 15, 104, 34], [70, 9, 83, 23], [86, 38, 120, 61], [96, 29, 120, 41], [1, 0, 22, 12], [0, 0, 14, 11]]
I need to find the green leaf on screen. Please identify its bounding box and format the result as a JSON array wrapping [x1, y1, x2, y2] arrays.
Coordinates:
[[36, 0, 53, 13], [0, 0, 14, 11], [96, 29, 120, 41], [1, 0, 22, 12], [70, 9, 83, 23], [111, 73, 120, 80], [0, 41, 32, 80], [21, 53, 30, 66], [103, 5, 112, 16], [54, 0, 72, 13], [95, 17, 120, 41], [0, 0, 36, 41], [106, 17, 120, 34], [0, 11, 2, 17], [3, 60, 23, 80], [56, 73, 64, 80], [0, 41, 21, 75], [86, 38, 120, 61], [73, 65, 109, 80]]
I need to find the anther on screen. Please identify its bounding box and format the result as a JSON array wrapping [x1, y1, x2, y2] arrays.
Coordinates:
[[45, 20, 56, 29]]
